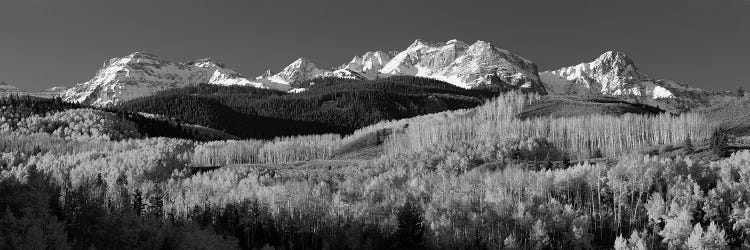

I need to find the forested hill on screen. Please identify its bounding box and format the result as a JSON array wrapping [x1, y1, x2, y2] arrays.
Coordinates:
[[116, 76, 499, 139], [0, 95, 233, 141], [518, 95, 667, 119]]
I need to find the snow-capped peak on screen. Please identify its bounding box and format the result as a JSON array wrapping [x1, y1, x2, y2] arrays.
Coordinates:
[[266, 58, 325, 84], [544, 51, 679, 99], [379, 39, 543, 91], [61, 52, 292, 106]]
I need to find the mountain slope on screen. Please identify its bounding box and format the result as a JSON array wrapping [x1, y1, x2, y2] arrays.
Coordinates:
[[60, 52, 292, 107], [518, 95, 666, 118], [0, 81, 27, 96]]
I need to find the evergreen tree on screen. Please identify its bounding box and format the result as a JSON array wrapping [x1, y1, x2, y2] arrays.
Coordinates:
[[132, 189, 144, 216], [562, 155, 572, 168], [710, 128, 729, 157], [395, 198, 425, 249], [592, 148, 604, 158], [684, 134, 695, 153]]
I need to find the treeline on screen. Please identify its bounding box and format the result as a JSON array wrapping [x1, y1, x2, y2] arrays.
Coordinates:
[[116, 76, 495, 138], [385, 92, 714, 160], [185, 92, 712, 168], [3, 108, 141, 140], [0, 167, 239, 249], [191, 134, 342, 166], [5, 128, 746, 248]]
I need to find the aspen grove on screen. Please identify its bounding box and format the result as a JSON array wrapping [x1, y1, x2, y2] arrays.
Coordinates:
[[0, 91, 745, 249]]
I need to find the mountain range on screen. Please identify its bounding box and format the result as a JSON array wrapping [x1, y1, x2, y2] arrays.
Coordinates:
[[51, 39, 723, 110]]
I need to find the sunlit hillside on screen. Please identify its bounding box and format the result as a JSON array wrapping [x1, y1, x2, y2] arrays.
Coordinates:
[[2, 90, 746, 249]]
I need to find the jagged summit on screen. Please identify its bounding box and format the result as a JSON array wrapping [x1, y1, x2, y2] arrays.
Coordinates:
[[257, 70, 274, 79], [267, 58, 324, 84], [340, 51, 397, 79], [63, 41, 714, 108], [591, 51, 646, 79], [380, 39, 543, 91]]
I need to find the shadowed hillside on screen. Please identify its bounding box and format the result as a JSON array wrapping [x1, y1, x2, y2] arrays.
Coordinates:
[[116, 76, 498, 139]]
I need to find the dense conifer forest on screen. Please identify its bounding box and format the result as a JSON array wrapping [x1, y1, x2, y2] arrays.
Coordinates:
[[115, 76, 496, 138], [2, 89, 750, 249]]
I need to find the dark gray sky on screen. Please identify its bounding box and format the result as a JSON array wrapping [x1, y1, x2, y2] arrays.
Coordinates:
[[0, 0, 747, 91]]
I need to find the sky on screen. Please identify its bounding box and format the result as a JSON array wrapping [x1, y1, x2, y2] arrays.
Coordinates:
[[0, 0, 747, 91]]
